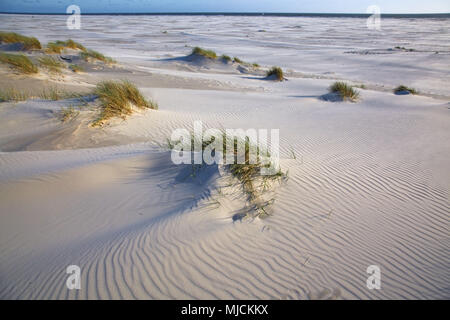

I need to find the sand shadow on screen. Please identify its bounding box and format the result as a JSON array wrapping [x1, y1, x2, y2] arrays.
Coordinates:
[[241, 75, 287, 81], [0, 43, 27, 52], [155, 54, 231, 65], [127, 151, 223, 215], [133, 151, 220, 187], [288, 95, 321, 99], [319, 92, 344, 102], [232, 210, 248, 222], [154, 56, 190, 63], [394, 90, 412, 95]]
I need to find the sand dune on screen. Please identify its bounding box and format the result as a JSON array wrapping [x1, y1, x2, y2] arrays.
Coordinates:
[[0, 14, 449, 299], [1, 84, 448, 299]]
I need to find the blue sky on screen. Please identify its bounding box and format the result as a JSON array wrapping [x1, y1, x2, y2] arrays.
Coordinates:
[[0, 0, 449, 14]]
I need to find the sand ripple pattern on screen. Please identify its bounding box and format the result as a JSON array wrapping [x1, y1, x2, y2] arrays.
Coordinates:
[[0, 140, 448, 299]]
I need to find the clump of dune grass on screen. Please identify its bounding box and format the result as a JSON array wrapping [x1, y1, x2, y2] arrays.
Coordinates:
[[0, 31, 41, 50], [92, 80, 157, 126], [63, 39, 87, 52], [395, 46, 415, 52], [0, 87, 31, 102], [46, 40, 114, 64], [38, 56, 64, 73], [230, 57, 260, 68], [221, 54, 232, 62], [38, 87, 85, 101], [60, 106, 80, 122], [45, 39, 87, 54], [329, 81, 360, 101], [0, 52, 38, 74], [394, 85, 418, 95], [191, 47, 217, 59], [224, 135, 284, 204], [80, 49, 115, 64], [168, 132, 285, 218], [39, 87, 64, 100], [45, 42, 65, 54], [233, 57, 243, 64], [227, 144, 284, 218], [0, 86, 86, 102], [266, 66, 284, 81], [69, 64, 84, 73]]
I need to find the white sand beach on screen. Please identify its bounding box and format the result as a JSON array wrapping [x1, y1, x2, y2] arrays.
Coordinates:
[[0, 14, 449, 299]]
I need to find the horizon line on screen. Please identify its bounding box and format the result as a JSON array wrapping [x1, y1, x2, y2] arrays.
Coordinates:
[[0, 12, 449, 17]]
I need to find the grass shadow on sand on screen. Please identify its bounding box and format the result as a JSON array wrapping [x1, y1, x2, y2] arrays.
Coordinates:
[[288, 95, 320, 99], [241, 75, 288, 81], [167, 132, 286, 220], [128, 151, 221, 215], [320, 82, 360, 102]]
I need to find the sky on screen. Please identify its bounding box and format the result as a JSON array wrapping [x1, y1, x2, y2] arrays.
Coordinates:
[[0, 0, 449, 14]]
